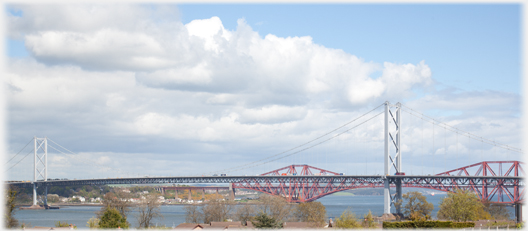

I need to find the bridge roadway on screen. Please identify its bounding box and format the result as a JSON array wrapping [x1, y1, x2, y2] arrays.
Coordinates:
[[7, 175, 523, 188]]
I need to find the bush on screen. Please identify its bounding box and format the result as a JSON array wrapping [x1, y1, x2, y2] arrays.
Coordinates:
[[335, 209, 361, 228], [451, 222, 475, 228], [99, 207, 129, 229], [382, 220, 474, 228], [253, 212, 281, 229], [437, 189, 489, 221]]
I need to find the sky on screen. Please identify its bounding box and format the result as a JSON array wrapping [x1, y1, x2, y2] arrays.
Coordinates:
[[3, 3, 524, 181]]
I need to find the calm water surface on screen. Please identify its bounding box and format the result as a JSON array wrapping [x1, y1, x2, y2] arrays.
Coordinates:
[[14, 194, 512, 228]]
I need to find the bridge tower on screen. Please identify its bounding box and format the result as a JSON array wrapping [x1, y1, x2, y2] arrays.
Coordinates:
[[384, 102, 402, 215], [33, 137, 48, 206]]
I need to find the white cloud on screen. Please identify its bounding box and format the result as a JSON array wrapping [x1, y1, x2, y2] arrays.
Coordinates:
[[237, 105, 307, 124], [4, 4, 521, 178]]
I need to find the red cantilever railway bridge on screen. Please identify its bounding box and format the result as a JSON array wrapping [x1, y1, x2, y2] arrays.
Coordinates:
[[7, 161, 523, 204], [233, 161, 524, 204]]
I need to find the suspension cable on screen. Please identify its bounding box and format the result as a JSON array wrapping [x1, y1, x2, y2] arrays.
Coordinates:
[[4, 149, 34, 172], [46, 144, 131, 176], [401, 104, 523, 154], [5, 138, 33, 164], [206, 103, 385, 175], [47, 138, 133, 176], [214, 111, 385, 175]]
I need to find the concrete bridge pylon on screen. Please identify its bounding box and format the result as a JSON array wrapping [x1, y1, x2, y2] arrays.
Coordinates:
[[384, 101, 402, 215]]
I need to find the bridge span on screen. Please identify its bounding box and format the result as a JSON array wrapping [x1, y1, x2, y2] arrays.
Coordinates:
[[5, 102, 525, 219], [8, 173, 523, 203]]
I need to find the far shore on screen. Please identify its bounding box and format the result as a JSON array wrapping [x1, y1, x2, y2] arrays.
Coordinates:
[[15, 201, 265, 207]]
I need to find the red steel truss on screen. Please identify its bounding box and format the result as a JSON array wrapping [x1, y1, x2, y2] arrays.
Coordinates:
[[426, 161, 525, 203], [233, 162, 524, 203]]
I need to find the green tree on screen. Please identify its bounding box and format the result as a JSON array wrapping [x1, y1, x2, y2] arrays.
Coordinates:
[[335, 209, 361, 229], [362, 210, 376, 228], [253, 212, 281, 229], [437, 189, 490, 222], [400, 191, 434, 220], [99, 207, 130, 229], [101, 191, 131, 218], [55, 221, 71, 227], [294, 201, 327, 227], [5, 186, 19, 228]]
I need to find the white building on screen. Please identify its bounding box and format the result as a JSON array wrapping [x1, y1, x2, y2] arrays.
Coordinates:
[[72, 196, 85, 202]]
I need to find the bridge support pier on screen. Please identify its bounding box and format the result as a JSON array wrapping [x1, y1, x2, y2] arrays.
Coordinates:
[[175, 190, 178, 199], [383, 101, 402, 215], [32, 184, 37, 206], [188, 190, 192, 201], [515, 203, 522, 223], [44, 185, 48, 205], [383, 178, 390, 214], [202, 189, 205, 200], [395, 179, 402, 214], [229, 183, 235, 201]]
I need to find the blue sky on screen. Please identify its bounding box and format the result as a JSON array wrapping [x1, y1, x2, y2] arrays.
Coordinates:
[[178, 4, 522, 94], [4, 3, 523, 180]]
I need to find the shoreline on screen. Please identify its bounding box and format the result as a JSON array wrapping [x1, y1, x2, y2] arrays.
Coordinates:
[[15, 201, 263, 207]]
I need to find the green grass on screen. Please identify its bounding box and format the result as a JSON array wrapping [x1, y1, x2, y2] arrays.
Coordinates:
[[331, 191, 355, 196]]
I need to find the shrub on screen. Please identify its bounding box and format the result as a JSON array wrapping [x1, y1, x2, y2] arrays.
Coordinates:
[[382, 220, 474, 228]]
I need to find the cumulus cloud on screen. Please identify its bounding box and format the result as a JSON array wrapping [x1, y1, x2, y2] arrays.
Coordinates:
[[13, 5, 433, 105], [4, 4, 521, 179]]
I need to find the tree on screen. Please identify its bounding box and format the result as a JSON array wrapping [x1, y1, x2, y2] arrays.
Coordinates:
[[362, 210, 375, 228], [136, 194, 163, 228], [47, 194, 59, 203], [483, 201, 511, 220], [253, 212, 281, 229], [257, 195, 293, 223], [203, 199, 233, 224], [5, 186, 19, 228], [99, 207, 130, 229], [399, 191, 434, 220], [437, 189, 490, 222], [184, 204, 203, 223], [86, 217, 100, 229], [235, 203, 255, 225], [335, 209, 361, 228], [101, 190, 132, 218], [294, 201, 327, 227]]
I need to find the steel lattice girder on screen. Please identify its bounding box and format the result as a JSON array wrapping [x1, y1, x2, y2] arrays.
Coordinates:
[[7, 175, 523, 203], [8, 175, 520, 187]]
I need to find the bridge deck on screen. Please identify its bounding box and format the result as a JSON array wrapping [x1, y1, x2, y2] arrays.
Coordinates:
[[6, 175, 523, 187]]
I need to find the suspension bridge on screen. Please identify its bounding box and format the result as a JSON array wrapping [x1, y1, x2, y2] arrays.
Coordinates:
[[5, 101, 524, 220]]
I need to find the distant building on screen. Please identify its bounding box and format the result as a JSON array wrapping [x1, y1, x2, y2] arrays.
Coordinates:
[[72, 196, 85, 202]]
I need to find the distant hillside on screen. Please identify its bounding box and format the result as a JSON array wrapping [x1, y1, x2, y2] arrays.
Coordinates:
[[343, 188, 447, 196]]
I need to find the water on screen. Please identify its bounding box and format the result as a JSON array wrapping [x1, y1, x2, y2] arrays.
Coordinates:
[[14, 194, 513, 228], [319, 194, 446, 219]]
